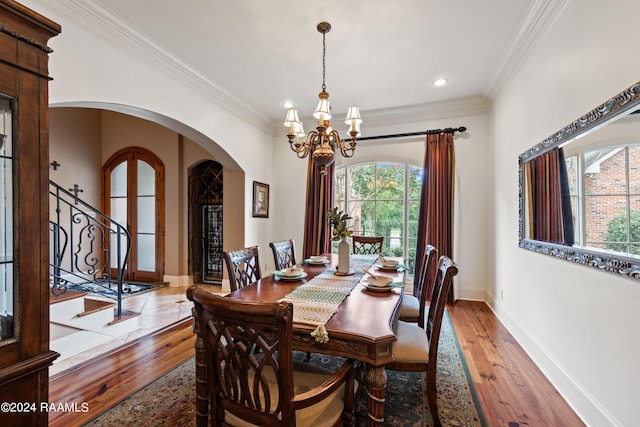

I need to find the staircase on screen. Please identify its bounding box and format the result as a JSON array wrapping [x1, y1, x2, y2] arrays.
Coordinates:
[[50, 290, 140, 362], [49, 180, 139, 362]]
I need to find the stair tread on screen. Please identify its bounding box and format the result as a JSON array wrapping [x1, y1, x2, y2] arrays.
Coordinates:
[[50, 329, 114, 362], [50, 289, 87, 304], [109, 310, 141, 325], [77, 299, 116, 317]]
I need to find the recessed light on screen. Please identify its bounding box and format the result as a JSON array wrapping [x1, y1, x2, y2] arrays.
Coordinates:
[[283, 100, 294, 109], [433, 78, 448, 87]]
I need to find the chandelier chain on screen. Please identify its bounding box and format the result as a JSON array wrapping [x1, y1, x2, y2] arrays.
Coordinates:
[[321, 31, 326, 92]]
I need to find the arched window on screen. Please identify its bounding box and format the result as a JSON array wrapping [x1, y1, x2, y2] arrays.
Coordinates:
[[335, 161, 422, 271], [102, 147, 165, 282]]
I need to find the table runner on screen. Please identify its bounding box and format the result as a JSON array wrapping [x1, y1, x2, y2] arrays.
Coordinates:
[[281, 256, 376, 343]]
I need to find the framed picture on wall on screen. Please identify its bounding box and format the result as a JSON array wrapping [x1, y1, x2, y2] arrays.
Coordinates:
[[252, 181, 269, 218]]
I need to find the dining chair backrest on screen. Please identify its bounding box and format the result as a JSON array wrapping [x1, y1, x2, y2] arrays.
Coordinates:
[[191, 288, 356, 427], [351, 235, 384, 254], [424, 255, 458, 427], [269, 239, 297, 270], [425, 255, 458, 360], [415, 245, 438, 328], [387, 254, 457, 427], [223, 246, 261, 292], [191, 288, 296, 425]]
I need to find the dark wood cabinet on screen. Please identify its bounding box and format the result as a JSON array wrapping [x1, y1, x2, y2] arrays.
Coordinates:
[[0, 1, 60, 425]]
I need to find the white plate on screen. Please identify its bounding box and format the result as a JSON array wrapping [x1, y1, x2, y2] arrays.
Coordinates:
[[373, 263, 403, 271], [363, 282, 395, 292], [306, 259, 330, 265], [275, 272, 308, 281]]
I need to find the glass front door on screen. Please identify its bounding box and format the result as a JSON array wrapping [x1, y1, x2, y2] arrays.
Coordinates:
[[103, 147, 164, 282]]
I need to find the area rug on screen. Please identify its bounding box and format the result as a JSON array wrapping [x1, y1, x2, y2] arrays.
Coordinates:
[[84, 312, 487, 426], [67, 281, 168, 299]]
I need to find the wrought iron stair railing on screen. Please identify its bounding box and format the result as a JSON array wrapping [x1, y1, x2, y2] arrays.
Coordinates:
[[49, 181, 132, 318]]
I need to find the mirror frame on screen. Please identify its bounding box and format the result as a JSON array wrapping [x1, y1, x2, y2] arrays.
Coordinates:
[[518, 80, 640, 280]]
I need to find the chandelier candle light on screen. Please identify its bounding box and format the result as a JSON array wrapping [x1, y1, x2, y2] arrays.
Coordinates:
[[284, 22, 362, 175]]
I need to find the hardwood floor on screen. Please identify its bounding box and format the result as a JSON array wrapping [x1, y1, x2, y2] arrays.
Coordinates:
[[48, 288, 585, 426], [448, 300, 585, 427]]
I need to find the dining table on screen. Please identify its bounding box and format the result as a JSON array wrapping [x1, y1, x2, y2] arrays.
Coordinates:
[[187, 253, 406, 427]]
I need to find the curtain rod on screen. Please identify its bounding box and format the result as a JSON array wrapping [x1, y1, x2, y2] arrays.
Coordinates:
[[355, 126, 467, 142]]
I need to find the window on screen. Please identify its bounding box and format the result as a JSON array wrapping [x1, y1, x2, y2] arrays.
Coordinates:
[[335, 162, 422, 271], [566, 143, 640, 254]]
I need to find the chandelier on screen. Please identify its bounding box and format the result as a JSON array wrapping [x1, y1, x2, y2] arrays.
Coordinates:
[[284, 22, 362, 175]]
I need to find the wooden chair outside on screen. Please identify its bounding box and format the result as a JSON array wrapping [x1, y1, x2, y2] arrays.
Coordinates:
[[386, 255, 459, 427], [351, 235, 384, 255], [223, 246, 262, 292], [191, 288, 356, 427], [269, 239, 297, 270], [399, 244, 438, 326]]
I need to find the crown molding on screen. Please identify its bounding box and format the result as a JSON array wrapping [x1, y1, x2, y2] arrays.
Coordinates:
[[485, 0, 568, 101], [42, 0, 274, 133], [275, 96, 489, 137], [361, 96, 490, 129]]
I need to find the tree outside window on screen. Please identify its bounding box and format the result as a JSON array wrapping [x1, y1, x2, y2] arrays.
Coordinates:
[[335, 162, 422, 272]]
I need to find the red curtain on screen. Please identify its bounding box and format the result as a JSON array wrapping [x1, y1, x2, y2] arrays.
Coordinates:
[[525, 147, 574, 245], [303, 158, 334, 259], [414, 132, 456, 301]]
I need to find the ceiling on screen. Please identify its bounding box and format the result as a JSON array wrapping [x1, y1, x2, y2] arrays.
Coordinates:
[[45, 0, 550, 130]]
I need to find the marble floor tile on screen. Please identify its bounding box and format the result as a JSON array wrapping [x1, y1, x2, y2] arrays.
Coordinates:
[[49, 284, 225, 377]]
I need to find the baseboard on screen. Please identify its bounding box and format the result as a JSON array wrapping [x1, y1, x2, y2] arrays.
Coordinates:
[[454, 283, 486, 301], [220, 279, 231, 293], [163, 275, 193, 287], [489, 298, 616, 427]]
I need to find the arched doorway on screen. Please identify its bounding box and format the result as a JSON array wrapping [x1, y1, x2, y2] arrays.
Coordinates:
[[102, 146, 165, 282], [189, 160, 224, 284]]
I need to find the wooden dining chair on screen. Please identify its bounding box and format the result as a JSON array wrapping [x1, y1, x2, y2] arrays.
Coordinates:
[[269, 239, 297, 270], [386, 255, 459, 427], [223, 246, 262, 292], [351, 235, 384, 254], [269, 239, 314, 360], [191, 288, 357, 427], [399, 245, 438, 326]]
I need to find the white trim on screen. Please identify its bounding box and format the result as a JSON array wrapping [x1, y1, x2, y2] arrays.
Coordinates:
[[485, 0, 568, 100], [43, 0, 273, 133], [454, 286, 486, 302], [163, 275, 193, 287], [362, 97, 489, 129], [220, 279, 231, 293]]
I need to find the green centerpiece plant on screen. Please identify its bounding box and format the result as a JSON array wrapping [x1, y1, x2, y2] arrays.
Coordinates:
[[327, 207, 353, 241]]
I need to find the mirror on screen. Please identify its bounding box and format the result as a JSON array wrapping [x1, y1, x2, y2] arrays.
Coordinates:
[[519, 81, 640, 280]]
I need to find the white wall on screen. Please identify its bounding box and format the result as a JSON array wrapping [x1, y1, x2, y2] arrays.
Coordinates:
[[492, 1, 640, 425]]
